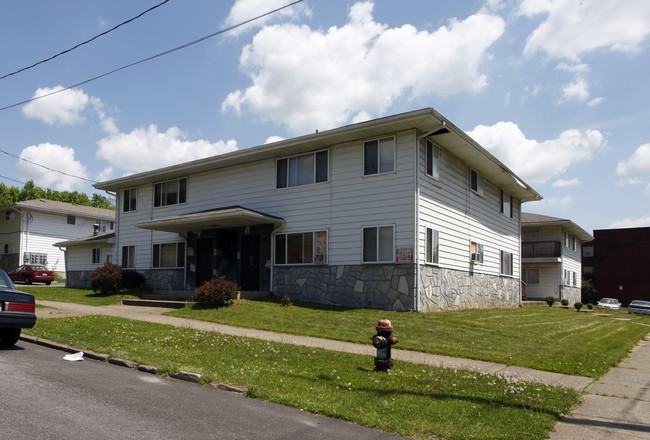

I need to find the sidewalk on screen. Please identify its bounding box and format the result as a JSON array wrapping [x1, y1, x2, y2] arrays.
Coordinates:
[[33, 300, 650, 438]]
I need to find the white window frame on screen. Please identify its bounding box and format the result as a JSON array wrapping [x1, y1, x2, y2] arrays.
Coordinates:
[[425, 227, 439, 264], [500, 250, 513, 276], [362, 225, 395, 263], [123, 188, 137, 212], [425, 140, 440, 180], [276, 150, 329, 189], [274, 230, 328, 265], [470, 241, 484, 264], [363, 137, 395, 176], [122, 245, 135, 269], [154, 178, 187, 208], [5, 211, 15, 221], [470, 169, 484, 195], [152, 242, 185, 268], [500, 189, 513, 218], [92, 248, 101, 264]]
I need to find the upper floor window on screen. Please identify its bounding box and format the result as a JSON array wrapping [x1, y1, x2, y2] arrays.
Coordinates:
[[364, 137, 395, 176], [67, 215, 84, 226], [426, 228, 439, 264], [363, 225, 394, 263], [3, 244, 13, 254], [5, 211, 15, 220], [583, 246, 593, 257], [275, 231, 327, 264], [276, 151, 328, 189], [500, 189, 513, 218], [470, 169, 484, 195], [152, 242, 185, 268], [522, 230, 540, 242], [500, 250, 513, 276], [123, 188, 137, 212], [154, 178, 187, 207], [96, 220, 114, 232], [426, 140, 440, 180]]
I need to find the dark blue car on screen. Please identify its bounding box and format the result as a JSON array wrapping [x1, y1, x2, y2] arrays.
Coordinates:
[[0, 269, 37, 346]]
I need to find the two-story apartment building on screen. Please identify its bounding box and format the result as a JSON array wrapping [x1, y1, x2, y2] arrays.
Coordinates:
[[0, 199, 115, 276], [93, 108, 541, 312], [521, 213, 592, 304]]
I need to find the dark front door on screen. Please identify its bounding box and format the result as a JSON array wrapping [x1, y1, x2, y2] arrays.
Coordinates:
[[196, 237, 214, 287], [240, 235, 260, 291]]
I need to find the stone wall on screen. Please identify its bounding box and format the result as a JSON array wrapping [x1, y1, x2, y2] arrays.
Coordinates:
[[65, 268, 186, 292], [65, 270, 92, 288], [273, 264, 416, 311], [419, 266, 520, 312], [561, 286, 581, 305]]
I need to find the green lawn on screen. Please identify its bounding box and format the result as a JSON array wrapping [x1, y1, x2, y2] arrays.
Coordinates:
[[25, 315, 581, 440], [22, 285, 142, 306], [168, 299, 650, 378]]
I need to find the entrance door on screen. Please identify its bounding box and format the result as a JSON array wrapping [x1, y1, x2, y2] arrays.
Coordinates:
[[196, 237, 214, 287], [240, 235, 260, 291]]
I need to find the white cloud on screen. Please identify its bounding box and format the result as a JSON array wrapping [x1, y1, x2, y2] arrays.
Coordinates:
[[555, 62, 589, 73], [468, 121, 604, 184], [608, 215, 650, 229], [222, 1, 505, 134], [22, 86, 89, 126], [225, 0, 311, 36], [96, 124, 238, 173], [17, 143, 89, 191], [561, 77, 590, 102], [527, 196, 574, 209], [520, 0, 650, 61], [552, 177, 580, 187], [587, 97, 605, 107], [264, 135, 285, 144], [96, 167, 115, 183], [616, 143, 650, 176]]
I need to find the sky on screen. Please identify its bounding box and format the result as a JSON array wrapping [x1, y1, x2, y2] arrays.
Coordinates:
[[1, 0, 650, 235]]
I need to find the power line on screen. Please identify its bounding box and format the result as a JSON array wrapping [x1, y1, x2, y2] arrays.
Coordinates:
[[0, 0, 305, 112], [0, 174, 26, 185], [0, 149, 97, 183], [0, 0, 171, 80]]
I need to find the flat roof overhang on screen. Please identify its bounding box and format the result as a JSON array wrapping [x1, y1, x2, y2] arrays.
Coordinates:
[[135, 206, 284, 234]]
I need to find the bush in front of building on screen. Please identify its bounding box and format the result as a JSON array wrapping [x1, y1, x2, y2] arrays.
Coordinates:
[[195, 275, 240, 308], [561, 299, 569, 306], [545, 296, 556, 307], [574, 302, 583, 311], [90, 263, 123, 296]]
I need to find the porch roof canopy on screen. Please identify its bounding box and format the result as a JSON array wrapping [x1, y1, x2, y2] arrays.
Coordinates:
[[135, 206, 284, 234]]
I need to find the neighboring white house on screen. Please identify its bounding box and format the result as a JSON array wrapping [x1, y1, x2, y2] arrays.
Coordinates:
[[92, 108, 542, 311], [54, 232, 116, 288], [521, 213, 592, 304], [0, 199, 115, 276]]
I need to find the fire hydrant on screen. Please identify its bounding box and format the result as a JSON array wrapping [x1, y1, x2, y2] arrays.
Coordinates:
[[371, 318, 398, 371]]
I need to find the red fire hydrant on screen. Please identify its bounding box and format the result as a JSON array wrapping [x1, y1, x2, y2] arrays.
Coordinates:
[[371, 318, 398, 371]]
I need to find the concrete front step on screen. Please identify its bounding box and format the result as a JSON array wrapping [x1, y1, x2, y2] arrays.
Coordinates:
[[122, 299, 190, 309]]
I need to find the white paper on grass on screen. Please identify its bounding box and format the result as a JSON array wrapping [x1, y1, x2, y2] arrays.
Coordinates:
[[63, 352, 84, 362]]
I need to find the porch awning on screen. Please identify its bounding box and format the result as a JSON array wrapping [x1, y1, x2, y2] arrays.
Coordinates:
[[135, 206, 284, 233]]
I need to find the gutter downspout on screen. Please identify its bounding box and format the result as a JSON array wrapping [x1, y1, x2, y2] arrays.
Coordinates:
[[518, 203, 523, 307]]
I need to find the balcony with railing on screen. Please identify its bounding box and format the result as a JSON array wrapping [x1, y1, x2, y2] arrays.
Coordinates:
[[522, 241, 561, 261]]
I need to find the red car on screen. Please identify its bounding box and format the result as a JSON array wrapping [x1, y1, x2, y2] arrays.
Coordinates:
[[8, 264, 54, 285]]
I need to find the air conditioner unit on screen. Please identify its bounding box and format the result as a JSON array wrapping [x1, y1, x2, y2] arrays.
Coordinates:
[[314, 254, 326, 263], [470, 253, 481, 263]]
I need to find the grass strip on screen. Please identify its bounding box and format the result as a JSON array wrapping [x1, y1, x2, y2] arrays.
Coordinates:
[[26, 315, 580, 440], [167, 299, 650, 378], [22, 285, 142, 306]]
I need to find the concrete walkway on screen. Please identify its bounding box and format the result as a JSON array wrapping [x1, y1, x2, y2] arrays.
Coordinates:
[[34, 300, 650, 438]]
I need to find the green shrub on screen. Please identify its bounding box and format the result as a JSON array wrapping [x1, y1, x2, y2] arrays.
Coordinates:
[[574, 302, 583, 311], [195, 275, 240, 308], [561, 299, 569, 306], [545, 296, 556, 307], [121, 270, 146, 289], [586, 303, 593, 310], [90, 263, 123, 296], [281, 295, 293, 307]]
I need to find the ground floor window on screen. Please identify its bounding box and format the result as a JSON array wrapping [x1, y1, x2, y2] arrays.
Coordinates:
[[153, 242, 185, 268], [275, 231, 327, 264], [426, 227, 439, 264], [363, 225, 394, 263], [470, 241, 484, 264], [122, 246, 135, 268], [500, 250, 513, 276]]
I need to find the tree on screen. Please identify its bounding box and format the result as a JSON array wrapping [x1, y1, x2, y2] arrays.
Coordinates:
[[0, 181, 115, 210], [581, 279, 598, 305]]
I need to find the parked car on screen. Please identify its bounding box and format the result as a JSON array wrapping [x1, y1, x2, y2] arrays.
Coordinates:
[[596, 298, 621, 311], [0, 269, 37, 346], [627, 300, 650, 316], [8, 264, 54, 285]]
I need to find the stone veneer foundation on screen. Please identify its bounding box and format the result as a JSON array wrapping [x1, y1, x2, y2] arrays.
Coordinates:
[[274, 264, 521, 312]]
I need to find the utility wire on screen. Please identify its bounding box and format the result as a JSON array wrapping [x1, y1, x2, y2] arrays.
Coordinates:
[[0, 149, 97, 183], [0, 0, 304, 112], [0, 0, 171, 80], [0, 174, 26, 185]]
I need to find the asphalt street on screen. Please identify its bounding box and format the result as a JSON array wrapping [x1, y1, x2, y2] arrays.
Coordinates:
[[0, 341, 405, 440]]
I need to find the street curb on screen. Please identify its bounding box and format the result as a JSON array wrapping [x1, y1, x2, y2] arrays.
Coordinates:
[[18, 335, 246, 392]]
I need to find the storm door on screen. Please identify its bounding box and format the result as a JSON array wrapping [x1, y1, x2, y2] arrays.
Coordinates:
[[240, 235, 260, 290]]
